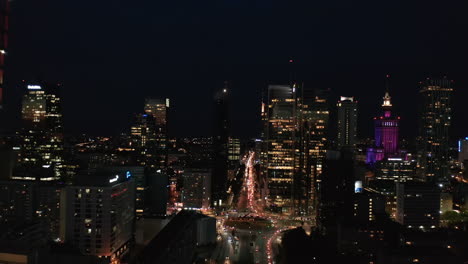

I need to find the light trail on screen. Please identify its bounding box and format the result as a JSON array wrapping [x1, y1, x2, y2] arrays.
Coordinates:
[[245, 151, 257, 214]]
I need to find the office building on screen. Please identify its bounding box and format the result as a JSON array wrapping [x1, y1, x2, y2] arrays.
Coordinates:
[[417, 79, 453, 181], [375, 158, 416, 182], [458, 137, 468, 165], [16, 83, 63, 180], [60, 168, 135, 261], [337, 96, 358, 150], [262, 84, 330, 214], [182, 168, 211, 209], [212, 84, 229, 207], [396, 182, 441, 229], [143, 98, 169, 171]]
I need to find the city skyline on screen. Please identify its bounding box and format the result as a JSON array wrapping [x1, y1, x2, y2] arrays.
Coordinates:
[[0, 1, 467, 138]]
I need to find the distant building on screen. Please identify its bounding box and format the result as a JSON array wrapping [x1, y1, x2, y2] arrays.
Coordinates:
[[182, 168, 211, 209], [143, 98, 169, 171], [60, 168, 135, 262], [352, 191, 386, 223], [367, 80, 400, 164], [417, 79, 453, 182], [212, 83, 229, 208], [458, 137, 468, 165], [375, 158, 416, 182], [16, 83, 64, 180], [337, 96, 358, 150], [396, 182, 441, 229]]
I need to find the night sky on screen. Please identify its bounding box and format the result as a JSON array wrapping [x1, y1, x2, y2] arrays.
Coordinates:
[[1, 0, 468, 140]]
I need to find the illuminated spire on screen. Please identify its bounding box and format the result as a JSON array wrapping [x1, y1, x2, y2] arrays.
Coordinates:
[[382, 75, 392, 107]]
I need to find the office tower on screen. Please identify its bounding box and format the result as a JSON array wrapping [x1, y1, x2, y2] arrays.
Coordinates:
[[352, 191, 386, 223], [109, 166, 145, 217], [182, 168, 211, 209], [417, 79, 453, 181], [317, 150, 356, 225], [396, 182, 441, 229], [212, 83, 229, 207], [262, 84, 296, 213], [146, 170, 168, 217], [459, 137, 468, 165], [337, 96, 358, 150], [143, 98, 169, 170], [262, 83, 329, 214], [131, 113, 157, 167], [302, 88, 330, 215], [0, 0, 8, 110], [367, 81, 400, 164], [0, 180, 62, 240], [227, 137, 241, 181], [60, 168, 135, 261], [17, 83, 63, 180], [375, 157, 416, 182]]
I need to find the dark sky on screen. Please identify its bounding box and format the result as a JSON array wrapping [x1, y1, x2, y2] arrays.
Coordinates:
[[1, 0, 468, 140]]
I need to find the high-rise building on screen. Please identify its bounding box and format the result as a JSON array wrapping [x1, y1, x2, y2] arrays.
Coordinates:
[[182, 168, 211, 209], [337, 96, 358, 150], [417, 79, 453, 182], [16, 83, 64, 180], [143, 98, 169, 171], [60, 168, 135, 261], [262, 84, 329, 214], [458, 137, 468, 165], [0, 0, 8, 110], [212, 83, 229, 208], [396, 182, 441, 229], [367, 82, 400, 164]]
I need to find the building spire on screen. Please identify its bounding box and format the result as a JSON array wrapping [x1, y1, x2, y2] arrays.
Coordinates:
[[382, 74, 392, 107]]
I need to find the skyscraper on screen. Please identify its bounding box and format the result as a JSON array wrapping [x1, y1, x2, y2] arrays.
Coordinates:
[[367, 80, 400, 164], [212, 83, 229, 207], [143, 98, 169, 171], [417, 79, 453, 182], [263, 84, 296, 213], [262, 83, 329, 214], [16, 83, 64, 180], [0, 0, 8, 110], [337, 96, 358, 150]]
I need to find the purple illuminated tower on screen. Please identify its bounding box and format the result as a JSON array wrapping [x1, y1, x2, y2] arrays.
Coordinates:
[[367, 77, 400, 163]]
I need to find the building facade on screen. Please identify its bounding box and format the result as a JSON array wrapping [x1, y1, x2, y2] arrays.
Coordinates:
[[337, 96, 358, 150], [60, 168, 135, 262], [417, 79, 453, 182]]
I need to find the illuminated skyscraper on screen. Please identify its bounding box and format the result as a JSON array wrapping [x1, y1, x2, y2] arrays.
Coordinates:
[[417, 79, 453, 182], [263, 84, 296, 213], [262, 84, 329, 214], [16, 83, 63, 180], [367, 80, 400, 164], [0, 0, 9, 110], [337, 96, 358, 150], [212, 83, 229, 207], [142, 98, 169, 170]]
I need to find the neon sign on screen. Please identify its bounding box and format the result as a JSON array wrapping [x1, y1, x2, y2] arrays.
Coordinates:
[[27, 85, 42, 90], [126, 171, 131, 179]]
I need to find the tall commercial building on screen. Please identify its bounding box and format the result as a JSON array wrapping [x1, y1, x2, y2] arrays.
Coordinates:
[[262, 84, 329, 214], [367, 84, 400, 164], [458, 137, 468, 165], [16, 83, 64, 180], [417, 79, 453, 182], [212, 84, 229, 208], [182, 168, 211, 209], [396, 182, 441, 229], [143, 98, 169, 171], [60, 168, 135, 261], [0, 0, 8, 110], [337, 96, 358, 150]]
